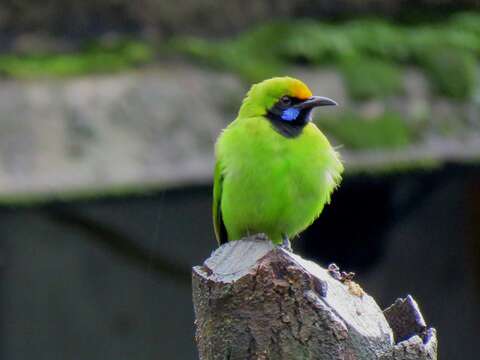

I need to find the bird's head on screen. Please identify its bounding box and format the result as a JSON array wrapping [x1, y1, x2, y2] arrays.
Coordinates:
[[238, 77, 337, 137]]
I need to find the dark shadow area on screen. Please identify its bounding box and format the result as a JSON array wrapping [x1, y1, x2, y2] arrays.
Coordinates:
[[297, 167, 458, 271]]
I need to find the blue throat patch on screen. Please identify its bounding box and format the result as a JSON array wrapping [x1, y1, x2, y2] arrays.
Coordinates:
[[281, 107, 300, 121]]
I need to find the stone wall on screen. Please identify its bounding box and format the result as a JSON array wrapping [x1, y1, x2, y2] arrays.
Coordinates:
[[0, 63, 479, 201]]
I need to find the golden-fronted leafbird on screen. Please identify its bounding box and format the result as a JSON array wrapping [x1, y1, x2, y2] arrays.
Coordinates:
[[213, 77, 343, 248]]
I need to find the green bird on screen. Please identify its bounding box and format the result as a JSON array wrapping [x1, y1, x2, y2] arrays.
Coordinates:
[[213, 77, 343, 248]]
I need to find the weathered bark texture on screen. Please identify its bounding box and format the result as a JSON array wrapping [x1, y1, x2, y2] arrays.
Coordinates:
[[192, 236, 437, 360], [380, 297, 437, 360]]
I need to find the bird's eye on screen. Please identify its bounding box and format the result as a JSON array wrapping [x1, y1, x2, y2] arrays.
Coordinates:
[[280, 96, 292, 107]]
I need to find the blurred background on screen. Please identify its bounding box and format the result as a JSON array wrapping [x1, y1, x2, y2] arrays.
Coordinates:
[[1, 0, 480, 359]]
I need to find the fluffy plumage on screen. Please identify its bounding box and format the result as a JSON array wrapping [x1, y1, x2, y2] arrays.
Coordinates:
[[213, 77, 343, 245]]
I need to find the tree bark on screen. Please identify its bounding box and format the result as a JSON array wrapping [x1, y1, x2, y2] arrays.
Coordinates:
[[192, 236, 437, 360]]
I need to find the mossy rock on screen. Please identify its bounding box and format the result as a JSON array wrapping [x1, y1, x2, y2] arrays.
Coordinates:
[[168, 23, 291, 81], [171, 14, 480, 99]]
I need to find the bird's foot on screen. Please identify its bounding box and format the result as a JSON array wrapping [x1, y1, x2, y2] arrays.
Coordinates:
[[253, 233, 269, 242], [280, 234, 292, 252]]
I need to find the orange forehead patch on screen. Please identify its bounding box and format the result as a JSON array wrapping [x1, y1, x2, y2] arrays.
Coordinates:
[[290, 80, 313, 100]]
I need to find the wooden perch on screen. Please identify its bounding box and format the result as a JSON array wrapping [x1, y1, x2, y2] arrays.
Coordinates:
[[192, 236, 437, 360]]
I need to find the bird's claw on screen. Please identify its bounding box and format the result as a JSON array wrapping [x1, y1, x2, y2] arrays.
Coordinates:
[[280, 234, 292, 252], [253, 233, 269, 242]]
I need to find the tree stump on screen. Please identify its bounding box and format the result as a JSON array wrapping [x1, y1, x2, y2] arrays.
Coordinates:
[[192, 236, 437, 360]]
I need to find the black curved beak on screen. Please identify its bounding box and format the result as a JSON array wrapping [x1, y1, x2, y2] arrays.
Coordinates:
[[294, 96, 337, 110]]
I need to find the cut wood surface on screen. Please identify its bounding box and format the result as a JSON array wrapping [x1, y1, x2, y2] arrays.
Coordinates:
[[192, 236, 437, 360]]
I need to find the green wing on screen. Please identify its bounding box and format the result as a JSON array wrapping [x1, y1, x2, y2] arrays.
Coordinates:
[[213, 160, 228, 245]]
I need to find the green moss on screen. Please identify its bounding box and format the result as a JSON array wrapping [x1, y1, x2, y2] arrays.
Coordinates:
[[340, 57, 404, 100], [281, 21, 356, 63], [0, 39, 154, 78], [418, 47, 477, 99], [1, 14, 479, 97], [168, 24, 288, 82], [316, 112, 416, 150], [171, 13, 480, 99]]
